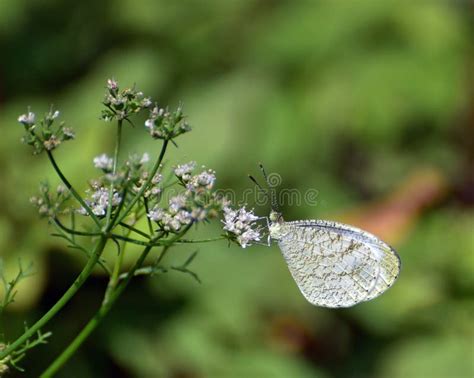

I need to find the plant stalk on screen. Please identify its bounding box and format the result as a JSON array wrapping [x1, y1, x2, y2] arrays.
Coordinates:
[[0, 236, 108, 360], [115, 139, 169, 225], [41, 225, 191, 376], [46, 151, 101, 228]]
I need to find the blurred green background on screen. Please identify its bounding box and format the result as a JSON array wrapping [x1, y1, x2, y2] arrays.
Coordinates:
[[1, 0, 473, 377]]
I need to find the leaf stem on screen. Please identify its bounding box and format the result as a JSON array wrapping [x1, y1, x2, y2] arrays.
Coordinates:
[[53, 218, 102, 237], [115, 139, 169, 225], [0, 236, 108, 361], [105, 120, 123, 229], [40, 226, 190, 377], [118, 222, 151, 239], [110, 233, 226, 247], [40, 245, 152, 378], [46, 151, 101, 228]]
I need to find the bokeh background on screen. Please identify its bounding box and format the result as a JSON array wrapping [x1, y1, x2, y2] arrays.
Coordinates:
[[1, 1, 473, 377]]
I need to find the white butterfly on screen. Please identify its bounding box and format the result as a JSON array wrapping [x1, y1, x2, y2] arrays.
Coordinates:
[[251, 165, 401, 308]]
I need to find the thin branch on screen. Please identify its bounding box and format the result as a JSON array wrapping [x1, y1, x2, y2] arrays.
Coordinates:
[[51, 222, 110, 275], [115, 139, 169, 225], [46, 151, 101, 228], [118, 222, 151, 239], [53, 218, 102, 237]]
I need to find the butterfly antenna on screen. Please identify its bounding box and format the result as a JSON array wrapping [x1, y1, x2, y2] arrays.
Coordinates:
[[258, 163, 280, 212], [248, 175, 268, 198]]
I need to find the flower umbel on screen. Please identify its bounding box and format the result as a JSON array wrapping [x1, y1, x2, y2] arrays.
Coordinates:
[[30, 183, 70, 218], [222, 206, 262, 248], [101, 79, 152, 122], [19, 107, 74, 154], [79, 183, 122, 217], [93, 154, 114, 172], [144, 104, 191, 141], [147, 165, 224, 232]]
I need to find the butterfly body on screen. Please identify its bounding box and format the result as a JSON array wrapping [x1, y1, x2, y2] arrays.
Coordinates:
[[269, 213, 401, 308]]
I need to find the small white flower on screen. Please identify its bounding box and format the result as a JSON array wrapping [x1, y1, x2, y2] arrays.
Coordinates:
[[93, 154, 114, 171], [169, 218, 182, 231], [187, 170, 216, 191], [80, 186, 122, 217], [152, 173, 162, 184], [140, 153, 150, 164], [107, 78, 118, 90], [174, 210, 192, 225], [18, 111, 36, 126], [142, 97, 152, 108], [151, 106, 165, 117], [169, 194, 187, 214], [148, 207, 166, 222], [174, 161, 196, 181], [144, 118, 154, 130], [238, 229, 261, 248], [62, 127, 75, 139], [45, 110, 60, 121]]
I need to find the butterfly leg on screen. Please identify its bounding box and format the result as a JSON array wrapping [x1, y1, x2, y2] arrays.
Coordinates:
[[257, 216, 271, 246]]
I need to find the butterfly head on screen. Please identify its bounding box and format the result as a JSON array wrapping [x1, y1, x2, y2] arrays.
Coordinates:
[[269, 209, 283, 224]]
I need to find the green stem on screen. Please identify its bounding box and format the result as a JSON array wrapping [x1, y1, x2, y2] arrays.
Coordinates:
[[41, 226, 191, 377], [118, 222, 150, 239], [175, 236, 226, 244], [110, 234, 151, 246], [115, 139, 169, 225], [40, 248, 154, 378], [53, 218, 102, 237], [102, 228, 133, 306], [105, 120, 123, 229], [110, 234, 225, 247], [143, 198, 154, 236], [0, 236, 108, 361], [46, 151, 101, 228], [51, 221, 111, 275]]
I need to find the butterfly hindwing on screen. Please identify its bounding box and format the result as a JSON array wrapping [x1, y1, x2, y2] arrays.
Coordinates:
[[275, 220, 400, 308]]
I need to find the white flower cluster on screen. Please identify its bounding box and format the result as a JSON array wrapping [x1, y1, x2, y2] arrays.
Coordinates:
[[93, 154, 114, 171], [187, 170, 216, 191], [46, 110, 60, 121], [147, 163, 223, 232], [79, 185, 122, 217], [101, 79, 152, 122], [174, 162, 216, 192], [18, 107, 74, 154], [30, 184, 69, 218], [222, 206, 261, 248], [144, 105, 191, 140], [132, 171, 163, 198], [125, 152, 150, 170], [174, 161, 196, 181], [148, 194, 192, 232]]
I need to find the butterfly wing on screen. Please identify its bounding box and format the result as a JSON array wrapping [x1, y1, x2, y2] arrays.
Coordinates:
[[275, 220, 401, 308]]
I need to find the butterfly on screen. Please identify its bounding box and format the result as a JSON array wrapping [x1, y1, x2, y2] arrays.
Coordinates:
[[250, 165, 401, 308]]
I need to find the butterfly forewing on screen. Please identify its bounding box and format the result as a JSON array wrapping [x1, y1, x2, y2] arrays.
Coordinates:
[[275, 220, 400, 308]]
